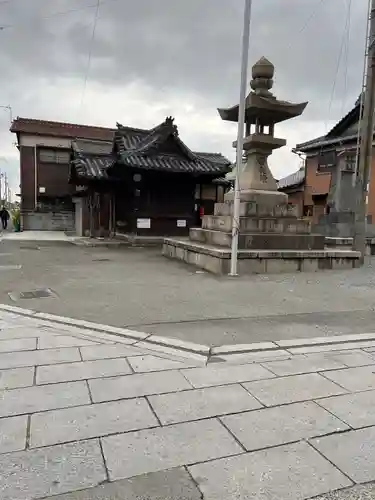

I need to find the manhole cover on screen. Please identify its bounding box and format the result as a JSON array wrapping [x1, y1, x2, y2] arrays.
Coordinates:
[[8, 288, 57, 301]]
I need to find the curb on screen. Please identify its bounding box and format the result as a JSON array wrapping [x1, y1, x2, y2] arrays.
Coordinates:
[[1, 304, 375, 362]]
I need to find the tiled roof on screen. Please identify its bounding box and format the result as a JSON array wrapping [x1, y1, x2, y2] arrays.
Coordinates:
[[115, 117, 231, 174], [70, 117, 231, 180], [70, 139, 114, 180], [295, 95, 362, 152], [277, 168, 305, 190], [11, 117, 115, 141]]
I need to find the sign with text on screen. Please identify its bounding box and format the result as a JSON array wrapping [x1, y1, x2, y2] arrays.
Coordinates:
[[137, 218, 151, 229]]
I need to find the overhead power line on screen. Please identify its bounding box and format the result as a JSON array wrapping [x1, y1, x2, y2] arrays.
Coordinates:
[[80, 0, 100, 108], [0, 0, 120, 31], [326, 0, 352, 130], [341, 0, 352, 115], [286, 0, 328, 50]]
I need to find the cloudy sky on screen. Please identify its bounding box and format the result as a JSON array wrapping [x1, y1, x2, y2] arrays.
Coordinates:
[[0, 0, 367, 198]]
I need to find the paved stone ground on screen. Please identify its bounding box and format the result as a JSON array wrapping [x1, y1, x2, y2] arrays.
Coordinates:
[[2, 239, 375, 346], [2, 310, 375, 498]]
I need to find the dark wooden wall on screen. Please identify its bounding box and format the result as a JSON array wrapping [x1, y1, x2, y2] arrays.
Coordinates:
[[115, 170, 196, 236]]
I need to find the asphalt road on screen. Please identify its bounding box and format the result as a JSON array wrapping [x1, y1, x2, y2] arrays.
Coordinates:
[[1, 239, 375, 346]]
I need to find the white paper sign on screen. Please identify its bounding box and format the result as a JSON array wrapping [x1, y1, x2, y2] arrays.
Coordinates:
[[177, 219, 187, 228], [137, 218, 151, 229]]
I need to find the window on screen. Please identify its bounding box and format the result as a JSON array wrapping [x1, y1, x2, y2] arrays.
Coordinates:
[[342, 154, 356, 172], [39, 149, 70, 164], [317, 150, 336, 171]]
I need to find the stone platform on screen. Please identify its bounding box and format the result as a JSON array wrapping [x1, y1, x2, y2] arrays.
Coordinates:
[[163, 199, 361, 275], [163, 238, 360, 274]]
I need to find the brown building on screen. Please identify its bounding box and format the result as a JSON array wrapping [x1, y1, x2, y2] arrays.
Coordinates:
[[277, 167, 305, 216], [10, 118, 114, 231], [291, 96, 375, 225], [11, 117, 230, 236]]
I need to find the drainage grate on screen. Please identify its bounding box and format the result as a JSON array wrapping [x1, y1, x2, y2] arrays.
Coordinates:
[[8, 288, 57, 301]]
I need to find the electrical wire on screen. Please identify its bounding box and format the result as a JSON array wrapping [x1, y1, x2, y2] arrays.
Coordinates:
[[286, 0, 328, 51], [80, 0, 100, 109], [0, 0, 120, 30], [341, 0, 352, 116], [325, 1, 352, 133]]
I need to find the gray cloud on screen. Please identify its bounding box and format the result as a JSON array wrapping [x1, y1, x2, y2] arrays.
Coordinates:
[[0, 0, 368, 191]]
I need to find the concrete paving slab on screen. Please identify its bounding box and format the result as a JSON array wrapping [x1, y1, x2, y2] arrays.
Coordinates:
[[318, 390, 375, 429], [322, 366, 375, 392], [30, 398, 158, 448], [148, 384, 262, 425], [0, 381, 90, 417], [38, 335, 99, 349], [188, 441, 351, 500], [181, 363, 274, 389], [0, 366, 34, 389], [80, 344, 146, 361], [312, 427, 375, 483], [0, 415, 28, 453], [36, 358, 132, 384], [0, 337, 36, 353], [101, 419, 242, 480], [41, 467, 203, 500], [263, 355, 346, 376], [127, 355, 196, 373], [221, 401, 349, 451], [325, 350, 375, 367], [0, 347, 81, 369], [244, 373, 346, 406], [89, 370, 192, 403], [0, 326, 54, 339], [0, 439, 106, 500]]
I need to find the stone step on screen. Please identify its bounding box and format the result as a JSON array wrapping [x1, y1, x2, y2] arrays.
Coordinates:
[[214, 202, 299, 218], [202, 215, 311, 234], [163, 238, 361, 275], [189, 228, 325, 250]]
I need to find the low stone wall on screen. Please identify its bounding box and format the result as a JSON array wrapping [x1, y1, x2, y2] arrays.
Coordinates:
[[21, 211, 75, 232], [163, 239, 361, 275], [325, 236, 375, 256]]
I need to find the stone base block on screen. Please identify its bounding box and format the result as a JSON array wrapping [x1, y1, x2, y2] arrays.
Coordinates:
[[202, 215, 311, 234], [325, 236, 375, 256], [214, 201, 299, 218], [224, 189, 287, 205], [162, 238, 361, 275], [189, 228, 325, 250]]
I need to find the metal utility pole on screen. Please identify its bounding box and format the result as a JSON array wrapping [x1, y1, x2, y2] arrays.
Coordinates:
[[4, 174, 8, 203], [353, 0, 375, 261], [229, 0, 252, 276]]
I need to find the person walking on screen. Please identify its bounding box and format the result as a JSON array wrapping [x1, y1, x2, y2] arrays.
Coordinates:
[[0, 207, 10, 230]]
